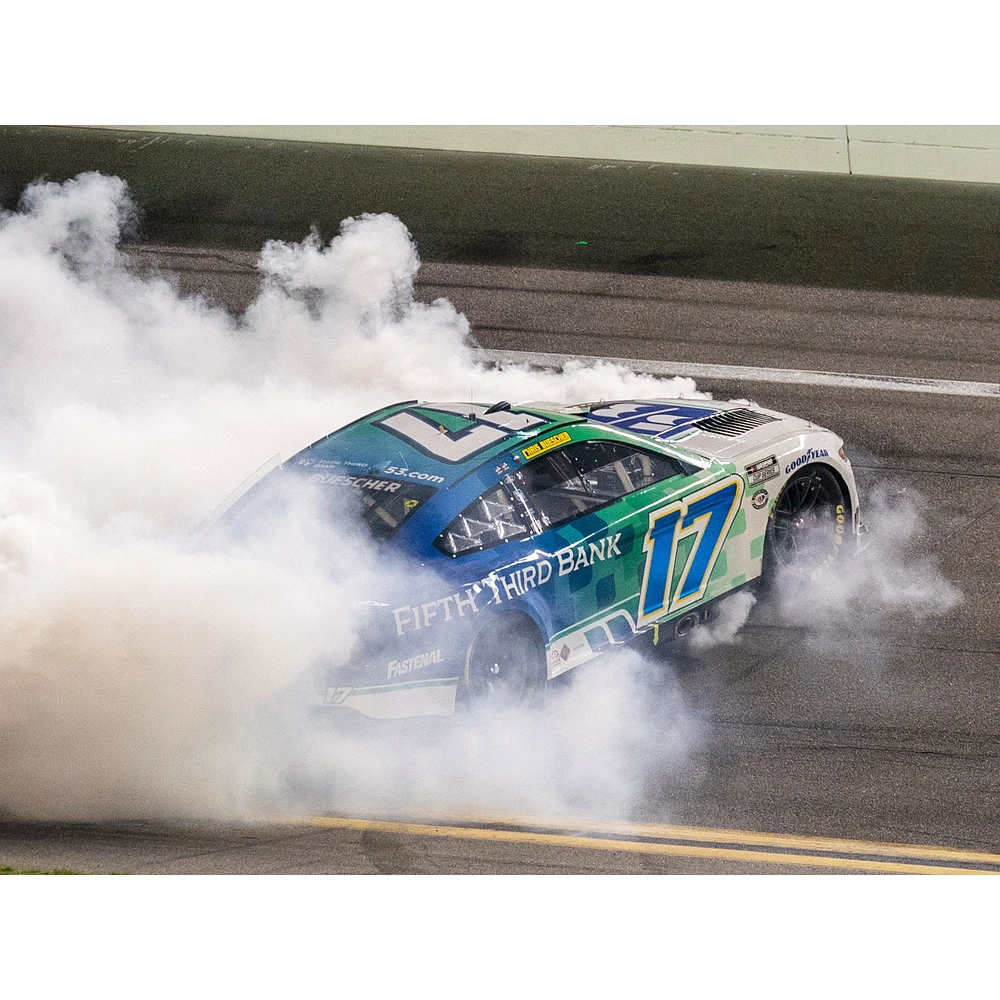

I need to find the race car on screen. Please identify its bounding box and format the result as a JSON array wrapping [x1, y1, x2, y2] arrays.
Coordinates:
[[221, 397, 862, 719]]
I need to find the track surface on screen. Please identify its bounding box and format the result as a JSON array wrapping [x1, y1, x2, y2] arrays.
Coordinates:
[[2, 250, 999, 874]]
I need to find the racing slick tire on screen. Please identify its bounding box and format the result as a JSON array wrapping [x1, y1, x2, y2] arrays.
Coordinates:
[[458, 613, 546, 712], [763, 463, 849, 583]]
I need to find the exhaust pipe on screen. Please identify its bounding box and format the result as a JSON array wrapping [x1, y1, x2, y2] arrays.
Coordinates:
[[674, 612, 702, 638]]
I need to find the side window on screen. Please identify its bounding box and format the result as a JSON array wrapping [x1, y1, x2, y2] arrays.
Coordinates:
[[573, 440, 693, 495], [513, 440, 693, 532], [434, 440, 695, 556], [435, 483, 531, 556], [510, 449, 607, 528]]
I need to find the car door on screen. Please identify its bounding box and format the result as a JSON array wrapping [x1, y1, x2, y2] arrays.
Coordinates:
[[506, 437, 705, 674]]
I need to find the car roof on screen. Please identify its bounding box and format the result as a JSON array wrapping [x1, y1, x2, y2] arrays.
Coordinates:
[[288, 397, 739, 489], [289, 401, 581, 488]]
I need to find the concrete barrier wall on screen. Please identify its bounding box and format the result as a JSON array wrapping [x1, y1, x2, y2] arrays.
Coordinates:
[[97, 125, 851, 173], [94, 125, 1000, 183], [848, 126, 1000, 182]]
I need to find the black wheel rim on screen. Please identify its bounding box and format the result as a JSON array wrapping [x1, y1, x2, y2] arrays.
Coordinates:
[[771, 468, 843, 571]]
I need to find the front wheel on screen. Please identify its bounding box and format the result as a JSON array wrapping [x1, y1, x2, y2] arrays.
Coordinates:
[[764, 464, 849, 580], [459, 615, 545, 712]]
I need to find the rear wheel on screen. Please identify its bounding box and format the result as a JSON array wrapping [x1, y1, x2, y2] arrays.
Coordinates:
[[764, 464, 848, 579], [460, 615, 545, 712]]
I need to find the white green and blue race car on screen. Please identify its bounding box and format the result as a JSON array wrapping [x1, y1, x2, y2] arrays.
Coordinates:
[[221, 397, 862, 718]]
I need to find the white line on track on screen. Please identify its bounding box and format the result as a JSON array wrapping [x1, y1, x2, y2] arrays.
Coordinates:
[[474, 348, 1000, 399]]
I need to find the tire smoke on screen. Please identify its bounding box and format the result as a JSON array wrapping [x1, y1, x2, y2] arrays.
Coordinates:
[[0, 174, 961, 824], [0, 174, 707, 821], [769, 484, 960, 628]]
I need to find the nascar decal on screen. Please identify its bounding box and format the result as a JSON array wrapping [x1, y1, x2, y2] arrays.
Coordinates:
[[785, 448, 830, 474], [306, 472, 402, 492], [551, 534, 622, 575], [745, 455, 778, 486], [638, 475, 744, 626], [393, 587, 480, 635], [391, 532, 623, 636], [479, 533, 623, 604], [323, 687, 351, 705]]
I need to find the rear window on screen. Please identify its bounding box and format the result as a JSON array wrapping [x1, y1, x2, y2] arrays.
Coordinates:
[[434, 483, 531, 557], [223, 469, 436, 542], [305, 472, 436, 539]]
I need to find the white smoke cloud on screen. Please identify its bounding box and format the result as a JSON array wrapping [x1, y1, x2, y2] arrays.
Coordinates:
[[0, 173, 704, 533], [275, 648, 698, 823], [0, 173, 960, 825], [0, 173, 711, 822], [688, 591, 758, 652], [769, 484, 960, 627]]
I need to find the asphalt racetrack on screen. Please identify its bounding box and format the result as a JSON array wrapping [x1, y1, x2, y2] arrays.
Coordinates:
[[2, 248, 999, 874]]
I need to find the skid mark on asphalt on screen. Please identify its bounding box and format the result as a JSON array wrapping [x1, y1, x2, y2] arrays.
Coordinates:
[[289, 815, 1000, 874], [933, 500, 1000, 551]]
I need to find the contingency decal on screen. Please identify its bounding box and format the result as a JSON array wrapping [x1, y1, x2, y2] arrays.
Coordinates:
[[587, 401, 719, 440], [387, 648, 443, 679], [638, 475, 744, 626], [546, 610, 637, 679], [383, 464, 445, 484], [784, 448, 830, 474], [745, 455, 779, 486]]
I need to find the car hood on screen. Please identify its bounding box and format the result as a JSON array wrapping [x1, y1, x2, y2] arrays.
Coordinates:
[[666, 401, 819, 463]]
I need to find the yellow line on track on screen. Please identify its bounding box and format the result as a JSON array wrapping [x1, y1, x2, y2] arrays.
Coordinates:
[[289, 815, 999, 874], [462, 815, 1000, 867]]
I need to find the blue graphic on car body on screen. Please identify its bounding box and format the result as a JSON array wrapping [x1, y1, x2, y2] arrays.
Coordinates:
[[586, 401, 720, 439]]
